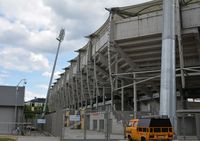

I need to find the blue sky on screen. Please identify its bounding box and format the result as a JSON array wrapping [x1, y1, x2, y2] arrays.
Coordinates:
[[0, 0, 150, 101]]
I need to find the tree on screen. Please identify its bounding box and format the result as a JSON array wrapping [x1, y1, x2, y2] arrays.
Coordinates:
[[24, 105, 35, 121]]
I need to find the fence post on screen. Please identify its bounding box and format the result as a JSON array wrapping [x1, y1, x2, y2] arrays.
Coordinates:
[[195, 114, 200, 139], [61, 111, 65, 141], [105, 107, 110, 141], [84, 110, 86, 140], [183, 114, 185, 140]]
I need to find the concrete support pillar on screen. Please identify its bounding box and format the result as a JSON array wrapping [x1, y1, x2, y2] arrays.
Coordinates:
[[160, 0, 176, 131]]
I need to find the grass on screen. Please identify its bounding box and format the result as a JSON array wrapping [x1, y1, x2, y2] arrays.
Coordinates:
[[0, 138, 16, 141]]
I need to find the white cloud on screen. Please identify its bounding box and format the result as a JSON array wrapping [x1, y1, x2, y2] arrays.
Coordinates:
[[54, 71, 63, 80], [42, 70, 62, 80], [25, 90, 45, 101], [0, 70, 9, 79], [42, 71, 51, 77], [0, 0, 52, 30], [30, 53, 50, 70], [0, 47, 50, 72], [0, 70, 10, 84], [0, 0, 151, 55], [37, 84, 48, 90], [0, 16, 84, 54]]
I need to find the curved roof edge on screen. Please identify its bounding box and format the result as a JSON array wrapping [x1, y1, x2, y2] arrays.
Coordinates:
[[79, 0, 163, 50]]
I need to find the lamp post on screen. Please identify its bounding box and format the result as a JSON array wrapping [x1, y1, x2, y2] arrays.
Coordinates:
[[14, 78, 27, 128]]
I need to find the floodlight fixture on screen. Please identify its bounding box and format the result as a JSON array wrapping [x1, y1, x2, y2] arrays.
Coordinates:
[[56, 28, 65, 42]]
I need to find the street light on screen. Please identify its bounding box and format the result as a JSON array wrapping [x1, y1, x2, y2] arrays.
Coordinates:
[[14, 78, 27, 128]]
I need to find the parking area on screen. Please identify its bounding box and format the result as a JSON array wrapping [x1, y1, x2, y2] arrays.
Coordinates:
[[17, 136, 59, 141], [63, 127, 124, 140]]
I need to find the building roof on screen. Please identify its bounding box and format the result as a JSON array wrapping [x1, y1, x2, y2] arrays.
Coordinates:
[[27, 98, 45, 103]]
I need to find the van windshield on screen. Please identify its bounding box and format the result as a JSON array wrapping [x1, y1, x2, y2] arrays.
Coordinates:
[[150, 119, 172, 127]]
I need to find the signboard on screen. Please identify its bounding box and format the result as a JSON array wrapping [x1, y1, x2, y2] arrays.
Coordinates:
[[69, 115, 80, 121], [139, 95, 151, 101], [153, 93, 159, 98], [37, 119, 46, 124], [91, 112, 104, 119]]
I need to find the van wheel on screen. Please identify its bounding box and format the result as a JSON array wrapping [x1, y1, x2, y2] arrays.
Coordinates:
[[128, 135, 133, 141], [141, 137, 146, 141]]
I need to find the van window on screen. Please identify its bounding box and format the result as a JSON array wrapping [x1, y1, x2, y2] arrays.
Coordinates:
[[162, 128, 168, 132], [150, 128, 153, 132], [139, 128, 142, 132], [154, 128, 161, 132], [128, 122, 132, 127], [143, 128, 147, 132]]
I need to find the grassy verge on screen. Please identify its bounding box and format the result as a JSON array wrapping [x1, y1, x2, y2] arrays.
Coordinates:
[[0, 138, 16, 141]]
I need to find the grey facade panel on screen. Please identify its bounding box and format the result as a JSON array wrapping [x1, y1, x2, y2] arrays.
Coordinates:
[[0, 107, 15, 122], [0, 107, 15, 134], [0, 85, 25, 106], [0, 107, 23, 134]]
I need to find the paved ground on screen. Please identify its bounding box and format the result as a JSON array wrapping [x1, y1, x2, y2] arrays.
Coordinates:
[[1, 130, 198, 141], [17, 136, 59, 141], [63, 128, 200, 141], [63, 128, 124, 140], [1, 134, 197, 141]]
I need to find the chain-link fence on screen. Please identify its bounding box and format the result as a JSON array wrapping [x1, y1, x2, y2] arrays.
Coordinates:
[[59, 108, 144, 141], [43, 108, 200, 140]]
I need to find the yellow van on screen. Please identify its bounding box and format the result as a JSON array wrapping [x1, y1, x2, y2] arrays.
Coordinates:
[[125, 118, 174, 141]]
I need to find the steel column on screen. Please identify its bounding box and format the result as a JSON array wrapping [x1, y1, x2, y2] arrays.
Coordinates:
[[176, 0, 185, 89], [63, 72, 67, 108], [75, 76, 80, 109], [133, 74, 137, 118], [86, 43, 92, 108], [107, 11, 114, 109], [121, 80, 124, 111], [80, 68, 84, 108], [71, 79, 76, 110], [103, 86, 105, 107], [67, 83, 71, 109], [176, 0, 186, 111], [93, 38, 100, 109], [78, 54, 83, 109]]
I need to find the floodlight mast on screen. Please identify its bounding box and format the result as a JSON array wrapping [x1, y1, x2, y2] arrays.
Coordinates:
[[42, 28, 65, 117]]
